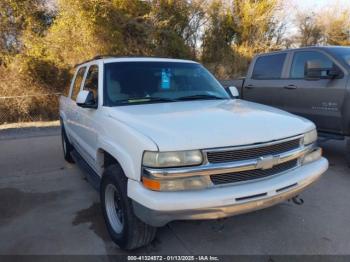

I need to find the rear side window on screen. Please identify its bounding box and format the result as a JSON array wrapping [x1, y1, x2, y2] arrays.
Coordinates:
[[83, 65, 99, 103], [71, 67, 86, 100], [290, 51, 334, 78], [252, 53, 286, 79]]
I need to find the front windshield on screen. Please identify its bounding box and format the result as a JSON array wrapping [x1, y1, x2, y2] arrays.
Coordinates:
[[104, 61, 230, 106], [328, 47, 350, 67]]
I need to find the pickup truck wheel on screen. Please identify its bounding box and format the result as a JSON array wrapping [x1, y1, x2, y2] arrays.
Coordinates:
[[101, 165, 157, 250], [61, 125, 74, 163]]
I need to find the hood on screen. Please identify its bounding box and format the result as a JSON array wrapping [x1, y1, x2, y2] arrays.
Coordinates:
[[106, 100, 314, 151]]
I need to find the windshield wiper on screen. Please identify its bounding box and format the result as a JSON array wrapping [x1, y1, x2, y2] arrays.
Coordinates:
[[117, 97, 177, 104], [116, 95, 226, 104], [176, 94, 227, 101]]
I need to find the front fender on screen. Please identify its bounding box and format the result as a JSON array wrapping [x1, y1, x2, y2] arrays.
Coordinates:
[[97, 138, 136, 179], [96, 116, 158, 181]]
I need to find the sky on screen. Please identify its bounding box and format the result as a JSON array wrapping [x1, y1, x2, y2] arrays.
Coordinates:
[[282, 0, 350, 37], [293, 0, 350, 10]]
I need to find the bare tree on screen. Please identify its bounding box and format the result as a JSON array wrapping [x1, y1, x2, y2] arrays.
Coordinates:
[[294, 12, 323, 47], [321, 7, 350, 46]]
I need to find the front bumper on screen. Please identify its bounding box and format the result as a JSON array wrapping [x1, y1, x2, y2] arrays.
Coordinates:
[[129, 158, 328, 227]]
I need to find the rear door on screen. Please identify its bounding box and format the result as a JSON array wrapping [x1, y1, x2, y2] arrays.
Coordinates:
[[282, 50, 347, 134], [243, 53, 288, 110]]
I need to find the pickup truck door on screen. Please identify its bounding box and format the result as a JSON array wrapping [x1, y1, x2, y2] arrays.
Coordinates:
[[66, 66, 86, 144], [243, 53, 288, 110], [282, 50, 347, 134], [75, 64, 100, 169]]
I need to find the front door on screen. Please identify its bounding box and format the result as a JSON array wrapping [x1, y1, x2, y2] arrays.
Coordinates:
[[76, 64, 100, 168], [282, 50, 347, 134], [66, 66, 86, 144]]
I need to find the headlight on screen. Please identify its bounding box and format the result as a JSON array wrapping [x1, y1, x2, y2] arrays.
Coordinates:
[[143, 150, 203, 168], [303, 129, 317, 145], [302, 147, 322, 165]]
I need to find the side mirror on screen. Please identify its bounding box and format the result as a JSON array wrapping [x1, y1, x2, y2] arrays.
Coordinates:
[[228, 86, 239, 98], [327, 67, 343, 79], [76, 90, 97, 108]]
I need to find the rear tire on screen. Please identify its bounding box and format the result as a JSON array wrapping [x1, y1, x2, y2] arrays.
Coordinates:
[[61, 124, 74, 163], [100, 164, 157, 250]]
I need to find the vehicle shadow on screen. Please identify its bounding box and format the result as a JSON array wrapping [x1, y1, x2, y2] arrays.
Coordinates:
[[318, 139, 347, 168]]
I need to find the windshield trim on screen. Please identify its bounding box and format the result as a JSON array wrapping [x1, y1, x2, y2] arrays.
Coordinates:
[[103, 58, 199, 65], [103, 61, 230, 107]]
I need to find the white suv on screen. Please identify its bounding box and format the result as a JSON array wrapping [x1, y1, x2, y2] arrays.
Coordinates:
[[59, 56, 328, 250]]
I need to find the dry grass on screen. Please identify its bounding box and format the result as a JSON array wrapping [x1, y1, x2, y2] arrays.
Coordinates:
[[0, 120, 60, 130], [0, 61, 65, 125], [0, 95, 60, 124]]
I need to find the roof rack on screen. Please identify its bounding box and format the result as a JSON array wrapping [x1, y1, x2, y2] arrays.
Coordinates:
[[74, 55, 196, 68], [74, 55, 120, 67]]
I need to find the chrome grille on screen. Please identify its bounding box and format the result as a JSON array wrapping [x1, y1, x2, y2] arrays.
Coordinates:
[[206, 138, 301, 164], [210, 159, 298, 185]]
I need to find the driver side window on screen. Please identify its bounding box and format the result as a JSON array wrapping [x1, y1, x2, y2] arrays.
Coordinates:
[[83, 65, 99, 105], [290, 51, 334, 79]]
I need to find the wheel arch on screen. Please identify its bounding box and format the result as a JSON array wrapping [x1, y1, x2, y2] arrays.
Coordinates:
[[96, 144, 136, 180], [97, 148, 123, 171], [59, 109, 68, 125]]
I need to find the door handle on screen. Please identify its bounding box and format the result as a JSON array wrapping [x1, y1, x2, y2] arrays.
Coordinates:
[[284, 85, 297, 90], [245, 85, 255, 89]]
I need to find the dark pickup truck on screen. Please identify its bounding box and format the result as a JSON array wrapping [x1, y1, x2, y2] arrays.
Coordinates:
[[221, 46, 350, 164]]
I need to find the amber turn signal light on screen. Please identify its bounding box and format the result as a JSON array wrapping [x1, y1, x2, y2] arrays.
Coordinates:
[[142, 177, 161, 191]]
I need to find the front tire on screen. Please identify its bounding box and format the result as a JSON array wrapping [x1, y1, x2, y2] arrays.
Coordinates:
[[100, 165, 157, 250]]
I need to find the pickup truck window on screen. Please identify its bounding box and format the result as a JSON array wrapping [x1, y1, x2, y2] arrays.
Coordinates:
[[104, 62, 229, 106], [71, 67, 86, 100], [290, 51, 334, 78], [83, 65, 99, 105], [252, 53, 286, 79], [328, 47, 350, 67]]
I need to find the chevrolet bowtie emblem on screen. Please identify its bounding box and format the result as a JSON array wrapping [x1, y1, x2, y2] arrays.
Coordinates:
[[256, 155, 279, 170]]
